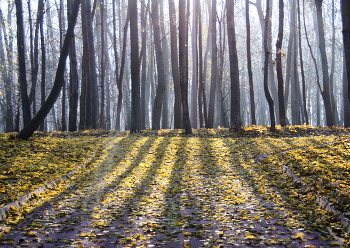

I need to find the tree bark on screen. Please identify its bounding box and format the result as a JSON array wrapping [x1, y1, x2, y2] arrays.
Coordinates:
[[99, 0, 105, 128], [68, 0, 79, 132], [276, 0, 286, 126], [15, 0, 32, 127], [169, 0, 183, 129], [179, 0, 192, 134], [39, 1, 46, 131], [315, 0, 335, 127], [246, 0, 256, 126], [227, 0, 241, 129], [342, 0, 350, 106], [191, 0, 198, 129], [151, 0, 166, 130], [263, 0, 275, 131], [207, 0, 217, 129], [129, 0, 141, 132], [17, 0, 81, 140]]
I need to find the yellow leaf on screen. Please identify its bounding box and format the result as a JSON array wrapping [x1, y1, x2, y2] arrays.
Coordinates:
[[321, 236, 327, 241], [295, 233, 304, 239], [245, 235, 255, 239]]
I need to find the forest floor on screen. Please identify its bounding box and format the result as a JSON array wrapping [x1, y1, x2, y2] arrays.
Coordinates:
[[0, 126, 350, 248]]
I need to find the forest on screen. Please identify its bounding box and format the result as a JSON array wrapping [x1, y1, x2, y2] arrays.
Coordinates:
[[0, 0, 350, 138]]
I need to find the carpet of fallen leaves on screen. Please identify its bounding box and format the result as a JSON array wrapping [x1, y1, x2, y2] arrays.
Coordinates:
[[0, 125, 349, 247]]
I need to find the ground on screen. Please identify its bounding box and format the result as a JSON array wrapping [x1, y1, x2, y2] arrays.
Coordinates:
[[0, 126, 349, 247]]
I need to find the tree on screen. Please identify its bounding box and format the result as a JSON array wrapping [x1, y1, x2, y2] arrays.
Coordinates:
[[263, 0, 275, 131], [207, 0, 217, 129], [245, 0, 256, 126], [276, 0, 286, 126], [68, 0, 79, 132], [179, 0, 192, 134], [16, 0, 81, 140], [341, 0, 350, 115], [191, 0, 198, 129], [169, 0, 183, 129], [227, 0, 241, 129], [151, 0, 166, 130], [15, 0, 31, 127], [315, 0, 335, 127], [129, 0, 141, 133]]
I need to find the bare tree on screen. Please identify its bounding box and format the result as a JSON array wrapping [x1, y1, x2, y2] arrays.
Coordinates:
[[17, 0, 81, 140], [263, 0, 275, 131], [129, 0, 141, 132]]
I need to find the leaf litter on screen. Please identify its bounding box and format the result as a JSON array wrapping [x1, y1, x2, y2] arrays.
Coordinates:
[[0, 126, 349, 247]]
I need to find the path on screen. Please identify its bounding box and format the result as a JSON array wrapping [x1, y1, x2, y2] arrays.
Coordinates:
[[0, 135, 339, 247]]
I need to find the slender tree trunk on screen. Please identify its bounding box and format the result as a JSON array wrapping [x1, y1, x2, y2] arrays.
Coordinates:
[[39, 2, 46, 131], [151, 0, 166, 130], [140, 1, 148, 129], [246, 0, 256, 126], [129, 0, 141, 132], [169, 0, 183, 129], [329, 0, 338, 125], [15, 0, 31, 127], [60, 0, 67, 131], [263, 0, 275, 131], [276, 0, 286, 126], [197, 0, 204, 128], [160, 0, 169, 129], [344, 56, 350, 127], [227, 0, 240, 129], [17, 0, 81, 140], [0, 9, 14, 132], [116, 9, 129, 131], [99, 0, 105, 129], [207, 0, 217, 129], [68, 0, 79, 132], [342, 0, 350, 105], [315, 0, 334, 127], [179, 0, 192, 134], [191, 0, 198, 129]]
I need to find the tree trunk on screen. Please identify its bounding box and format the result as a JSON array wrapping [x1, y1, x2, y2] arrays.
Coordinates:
[[140, 1, 148, 129], [198, 0, 204, 128], [297, 0, 308, 125], [15, 0, 32, 127], [116, 8, 129, 131], [129, 0, 141, 133], [344, 56, 350, 127], [329, 0, 338, 125], [276, 0, 286, 126], [246, 0, 256, 126], [39, 1, 46, 131], [191, 0, 198, 129], [227, 0, 241, 129], [207, 0, 217, 129], [179, 0, 192, 134], [263, 0, 275, 131], [342, 0, 350, 106], [315, 0, 335, 127], [169, 0, 183, 129], [151, 0, 166, 130], [17, 0, 81, 140], [99, 0, 105, 128], [160, 0, 169, 129], [68, 0, 79, 132], [0, 9, 14, 132], [60, 0, 67, 131]]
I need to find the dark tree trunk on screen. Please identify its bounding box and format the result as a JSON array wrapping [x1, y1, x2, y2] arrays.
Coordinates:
[[116, 9, 129, 131], [68, 0, 79, 132], [60, 0, 67, 132], [15, 0, 32, 127], [169, 0, 183, 129], [315, 0, 335, 127], [342, 0, 350, 106], [276, 0, 286, 126], [227, 0, 241, 129], [263, 0, 275, 131], [191, 0, 198, 129], [39, 5, 46, 131], [207, 0, 217, 129], [197, 0, 204, 128], [99, 0, 105, 129], [246, 0, 256, 126], [0, 9, 14, 132], [179, 0, 192, 134], [297, 0, 308, 125], [140, 1, 148, 129], [129, 0, 141, 133], [151, 0, 166, 130], [160, 0, 169, 129], [17, 0, 81, 140]]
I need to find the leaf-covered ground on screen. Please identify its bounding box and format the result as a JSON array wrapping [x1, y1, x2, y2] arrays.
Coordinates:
[[0, 126, 349, 247]]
